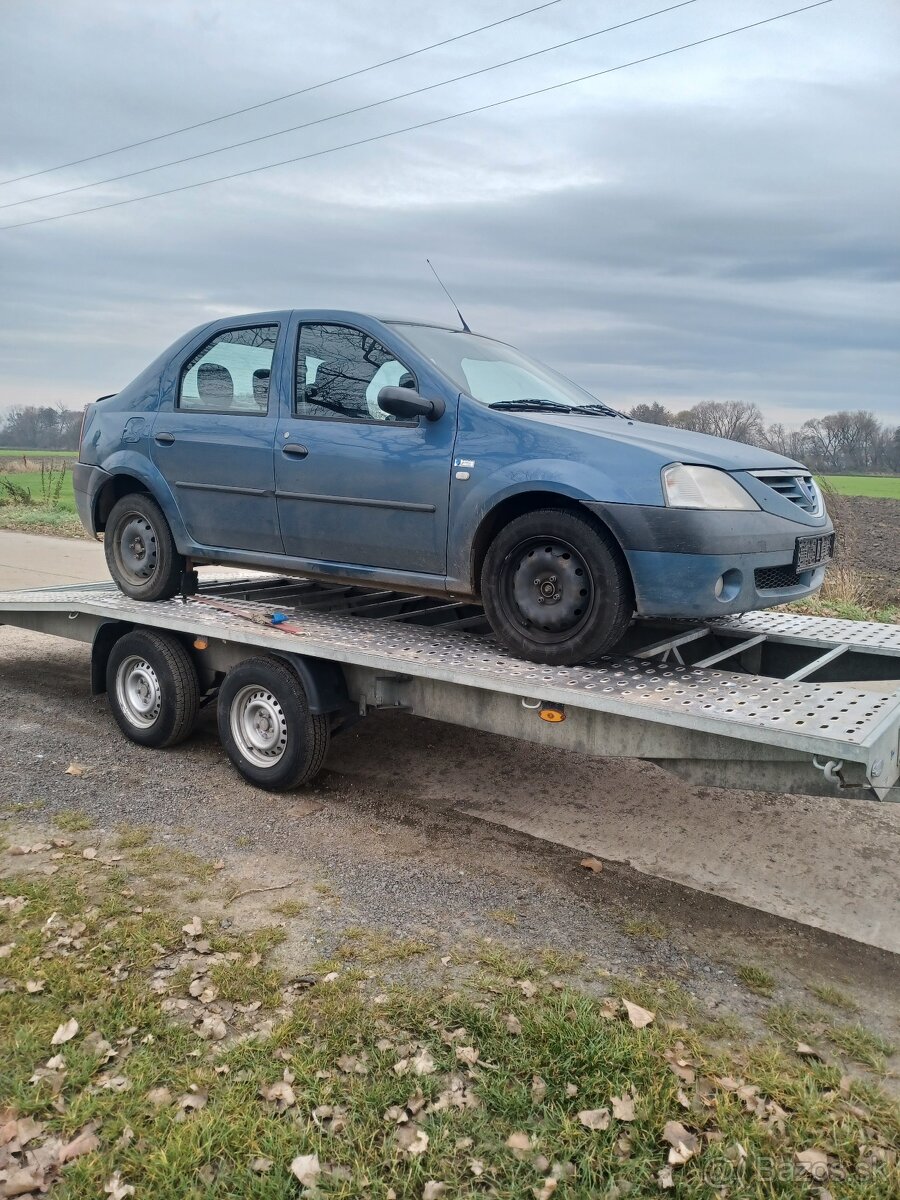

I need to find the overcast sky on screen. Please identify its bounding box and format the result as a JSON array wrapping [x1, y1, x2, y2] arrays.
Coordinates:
[[1, 0, 897, 424]]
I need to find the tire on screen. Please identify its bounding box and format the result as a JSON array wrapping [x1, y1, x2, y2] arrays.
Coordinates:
[[105, 492, 183, 601], [481, 507, 633, 665], [217, 657, 330, 791], [106, 630, 199, 748]]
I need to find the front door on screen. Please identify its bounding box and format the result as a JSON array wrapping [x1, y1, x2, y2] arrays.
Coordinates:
[[275, 321, 454, 576], [151, 322, 282, 553]]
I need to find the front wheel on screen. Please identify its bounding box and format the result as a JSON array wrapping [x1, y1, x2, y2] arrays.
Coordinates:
[[217, 657, 330, 791], [481, 508, 633, 665], [105, 493, 184, 601]]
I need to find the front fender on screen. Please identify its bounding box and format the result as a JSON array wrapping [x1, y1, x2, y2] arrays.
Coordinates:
[[93, 450, 192, 552], [448, 460, 602, 588]]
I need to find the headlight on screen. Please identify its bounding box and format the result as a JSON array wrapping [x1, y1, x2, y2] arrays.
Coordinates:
[[662, 464, 759, 511]]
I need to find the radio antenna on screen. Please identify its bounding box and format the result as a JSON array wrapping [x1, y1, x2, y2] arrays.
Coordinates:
[[426, 258, 471, 333]]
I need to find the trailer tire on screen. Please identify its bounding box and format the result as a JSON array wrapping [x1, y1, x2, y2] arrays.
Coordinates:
[[481, 507, 633, 665], [105, 493, 183, 602], [218, 657, 329, 791], [106, 630, 199, 748]]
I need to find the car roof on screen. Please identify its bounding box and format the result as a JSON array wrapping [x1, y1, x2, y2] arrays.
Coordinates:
[[204, 309, 464, 333]]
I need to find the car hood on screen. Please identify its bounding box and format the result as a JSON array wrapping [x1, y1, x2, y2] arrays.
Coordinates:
[[512, 412, 804, 472]]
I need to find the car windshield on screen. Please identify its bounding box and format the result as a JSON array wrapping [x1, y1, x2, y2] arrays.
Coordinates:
[[389, 324, 621, 415]]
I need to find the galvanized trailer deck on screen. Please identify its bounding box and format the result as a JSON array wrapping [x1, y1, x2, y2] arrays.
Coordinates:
[[1, 576, 898, 800]]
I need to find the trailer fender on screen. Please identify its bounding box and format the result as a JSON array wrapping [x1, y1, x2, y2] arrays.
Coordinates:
[[271, 652, 350, 717], [91, 620, 134, 695]]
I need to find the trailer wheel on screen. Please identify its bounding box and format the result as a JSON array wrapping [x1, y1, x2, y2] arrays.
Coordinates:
[[106, 630, 199, 747], [217, 657, 329, 791]]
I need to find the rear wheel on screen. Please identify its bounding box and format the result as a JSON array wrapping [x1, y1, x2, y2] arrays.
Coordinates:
[[217, 657, 330, 791], [106, 630, 199, 747], [105, 492, 183, 601], [481, 508, 633, 665]]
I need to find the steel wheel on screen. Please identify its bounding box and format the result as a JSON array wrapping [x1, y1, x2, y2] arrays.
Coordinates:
[[229, 684, 289, 769], [114, 654, 163, 729], [116, 513, 160, 586], [502, 536, 594, 644]]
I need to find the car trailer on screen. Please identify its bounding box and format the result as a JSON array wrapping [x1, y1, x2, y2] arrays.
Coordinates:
[[1, 575, 898, 801]]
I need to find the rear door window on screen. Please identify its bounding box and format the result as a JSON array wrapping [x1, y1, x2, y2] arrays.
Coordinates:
[[179, 325, 279, 414]]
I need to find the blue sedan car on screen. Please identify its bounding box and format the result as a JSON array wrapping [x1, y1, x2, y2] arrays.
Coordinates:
[[75, 310, 834, 665]]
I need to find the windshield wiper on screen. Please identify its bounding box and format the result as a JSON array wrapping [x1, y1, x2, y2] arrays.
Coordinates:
[[572, 403, 624, 418], [487, 398, 573, 413]]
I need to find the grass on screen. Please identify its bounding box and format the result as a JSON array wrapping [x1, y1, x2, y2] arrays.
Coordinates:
[[810, 983, 859, 1013], [0, 448, 76, 459], [818, 474, 900, 500], [735, 965, 777, 998], [0, 466, 76, 511], [0, 505, 86, 537], [53, 810, 94, 833], [2, 847, 899, 1199]]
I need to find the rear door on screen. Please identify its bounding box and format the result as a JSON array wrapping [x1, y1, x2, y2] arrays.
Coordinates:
[[274, 321, 454, 575], [151, 322, 282, 553]]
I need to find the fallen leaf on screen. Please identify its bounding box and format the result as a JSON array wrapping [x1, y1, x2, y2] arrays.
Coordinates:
[[531, 1075, 547, 1103], [175, 1089, 208, 1119], [423, 1184, 447, 1200], [182, 916, 203, 937], [259, 1079, 296, 1109], [534, 1180, 558, 1200], [506, 1131, 532, 1155], [146, 1086, 173, 1107], [456, 1045, 479, 1066], [611, 1093, 636, 1121], [796, 1042, 824, 1061], [578, 1108, 610, 1130], [0, 944, 15, 959], [396, 1124, 429, 1155], [82, 847, 97, 860], [565, 1082, 579, 1097], [51, 1017, 79, 1046], [517, 979, 538, 998], [580, 857, 604, 873], [197, 1015, 227, 1041], [65, 762, 91, 776], [411, 1048, 436, 1076], [98, 1073, 131, 1092], [104, 1171, 136, 1199], [291, 1153, 321, 1187], [15, 1116, 45, 1146], [657, 1165, 675, 1189], [599, 997, 620, 1019], [251, 1157, 273, 1173], [795, 1148, 829, 1178], [59, 1128, 100, 1163], [622, 999, 655, 1029], [505, 1013, 523, 1035], [3, 1166, 45, 1197], [663, 1120, 700, 1165]]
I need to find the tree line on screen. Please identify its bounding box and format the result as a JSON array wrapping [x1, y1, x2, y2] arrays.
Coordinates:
[[0, 405, 83, 451], [1, 399, 898, 473], [628, 401, 900, 473]]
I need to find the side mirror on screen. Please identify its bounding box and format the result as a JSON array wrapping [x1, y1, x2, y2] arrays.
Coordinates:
[[377, 386, 445, 422]]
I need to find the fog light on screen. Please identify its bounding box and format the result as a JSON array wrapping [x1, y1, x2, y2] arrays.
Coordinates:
[[714, 569, 742, 602]]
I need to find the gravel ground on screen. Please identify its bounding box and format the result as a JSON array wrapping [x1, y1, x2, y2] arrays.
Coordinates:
[[2, 626, 898, 1054]]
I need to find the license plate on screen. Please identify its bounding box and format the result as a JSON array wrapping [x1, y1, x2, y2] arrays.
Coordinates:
[[794, 532, 835, 571]]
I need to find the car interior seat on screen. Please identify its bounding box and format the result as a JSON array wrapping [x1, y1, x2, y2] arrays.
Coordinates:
[[196, 362, 234, 409]]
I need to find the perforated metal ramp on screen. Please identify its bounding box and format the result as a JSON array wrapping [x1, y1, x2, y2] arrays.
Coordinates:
[[2, 576, 899, 800]]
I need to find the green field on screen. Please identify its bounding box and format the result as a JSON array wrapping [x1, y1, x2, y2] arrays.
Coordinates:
[[0, 467, 76, 511], [0, 448, 76, 459], [818, 474, 900, 499]]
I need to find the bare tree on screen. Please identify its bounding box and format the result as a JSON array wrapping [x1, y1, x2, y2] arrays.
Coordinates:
[[674, 400, 765, 445], [629, 402, 671, 425]]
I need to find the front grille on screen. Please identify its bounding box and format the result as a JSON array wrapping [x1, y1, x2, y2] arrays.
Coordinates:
[[750, 471, 820, 513], [755, 565, 800, 590]]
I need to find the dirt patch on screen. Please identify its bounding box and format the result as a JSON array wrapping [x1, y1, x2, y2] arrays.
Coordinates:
[[825, 494, 900, 605]]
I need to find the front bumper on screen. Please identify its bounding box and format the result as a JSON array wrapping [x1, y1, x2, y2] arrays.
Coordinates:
[[584, 501, 834, 617], [73, 462, 112, 538]]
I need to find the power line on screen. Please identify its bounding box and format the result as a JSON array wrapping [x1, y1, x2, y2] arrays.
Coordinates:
[[1, 1, 834, 233], [0, 1, 701, 211], [0, 0, 566, 188]]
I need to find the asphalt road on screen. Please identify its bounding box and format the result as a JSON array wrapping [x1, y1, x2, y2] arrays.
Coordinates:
[[1, 530, 898, 956]]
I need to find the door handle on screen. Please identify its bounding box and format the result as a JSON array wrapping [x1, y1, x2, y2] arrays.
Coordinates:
[[282, 443, 309, 458], [154, 431, 175, 445]]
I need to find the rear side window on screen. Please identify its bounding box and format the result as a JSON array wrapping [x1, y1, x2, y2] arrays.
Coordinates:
[[179, 325, 278, 414]]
